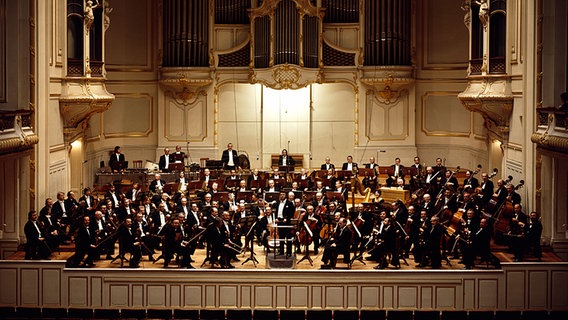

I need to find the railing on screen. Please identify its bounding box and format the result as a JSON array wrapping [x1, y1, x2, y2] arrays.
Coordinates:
[[531, 108, 568, 153]]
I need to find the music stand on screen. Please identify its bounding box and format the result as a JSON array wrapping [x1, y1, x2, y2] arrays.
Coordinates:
[[188, 180, 203, 193], [315, 170, 328, 178], [315, 177, 331, 187], [236, 191, 253, 203], [292, 191, 303, 200], [241, 215, 259, 267], [264, 192, 280, 203], [273, 178, 287, 189], [163, 182, 179, 195], [117, 161, 129, 172], [249, 179, 266, 190], [167, 163, 184, 172], [336, 170, 352, 180], [296, 179, 310, 189], [296, 220, 314, 266], [279, 165, 294, 174], [303, 191, 316, 202], [358, 168, 375, 178], [326, 191, 344, 203], [212, 192, 229, 203], [225, 179, 240, 191]]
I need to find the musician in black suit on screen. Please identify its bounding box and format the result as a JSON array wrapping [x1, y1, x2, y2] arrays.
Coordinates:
[[432, 158, 446, 177], [116, 217, 142, 267], [479, 172, 494, 209], [24, 211, 51, 260], [320, 157, 335, 171], [172, 145, 187, 165], [321, 218, 351, 269], [463, 170, 480, 191], [108, 146, 126, 172], [386, 157, 405, 187], [274, 191, 295, 255], [506, 184, 522, 206], [341, 155, 358, 173], [158, 147, 173, 172], [221, 143, 239, 170], [523, 211, 543, 261], [79, 187, 96, 215], [409, 156, 423, 186], [278, 149, 295, 168], [419, 216, 447, 269], [363, 157, 379, 191], [70, 216, 97, 267]]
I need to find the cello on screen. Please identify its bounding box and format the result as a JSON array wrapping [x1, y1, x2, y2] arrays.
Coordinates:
[[493, 180, 525, 235]]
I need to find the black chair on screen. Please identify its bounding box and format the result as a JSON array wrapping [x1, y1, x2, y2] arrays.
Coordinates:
[[254, 310, 279, 320], [42, 308, 67, 318], [307, 309, 332, 320], [495, 310, 521, 320], [334, 310, 359, 320], [147, 309, 173, 319], [522, 310, 549, 320], [469, 311, 495, 320], [360, 310, 386, 320], [93, 308, 120, 319], [414, 310, 440, 320], [200, 309, 225, 320], [227, 309, 252, 320], [441, 310, 468, 320], [68, 308, 94, 318], [121, 308, 146, 319], [173, 309, 199, 320], [280, 310, 305, 320], [387, 310, 413, 320]]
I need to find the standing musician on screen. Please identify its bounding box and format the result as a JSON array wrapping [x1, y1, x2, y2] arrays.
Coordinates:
[[320, 218, 351, 269], [39, 205, 63, 252], [221, 143, 239, 170], [432, 158, 446, 177], [421, 194, 435, 217], [108, 146, 126, 173], [523, 211, 543, 261], [386, 158, 405, 187], [418, 216, 447, 269], [493, 179, 508, 209], [391, 200, 410, 258], [133, 212, 156, 262], [79, 187, 96, 215], [91, 210, 113, 259], [160, 217, 181, 268], [125, 182, 142, 207], [219, 211, 238, 268], [176, 213, 196, 269], [371, 217, 398, 269], [299, 205, 323, 254], [321, 156, 335, 171], [479, 172, 495, 209], [506, 183, 522, 206], [471, 218, 501, 268], [403, 205, 418, 258], [52, 191, 72, 237], [457, 208, 480, 267], [365, 210, 388, 262], [172, 145, 187, 165], [24, 211, 51, 260], [412, 210, 431, 264], [409, 156, 424, 189], [158, 147, 173, 172], [274, 191, 295, 256], [278, 149, 295, 167]]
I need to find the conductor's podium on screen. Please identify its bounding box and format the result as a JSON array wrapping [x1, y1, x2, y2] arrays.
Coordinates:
[[379, 187, 410, 204]]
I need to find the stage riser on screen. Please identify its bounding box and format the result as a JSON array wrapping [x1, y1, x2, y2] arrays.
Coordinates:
[[0, 261, 567, 312]]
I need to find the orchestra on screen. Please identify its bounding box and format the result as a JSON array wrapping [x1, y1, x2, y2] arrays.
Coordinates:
[[26, 148, 543, 271]]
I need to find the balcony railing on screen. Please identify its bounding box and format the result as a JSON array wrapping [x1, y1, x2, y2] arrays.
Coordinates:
[[531, 107, 568, 154]]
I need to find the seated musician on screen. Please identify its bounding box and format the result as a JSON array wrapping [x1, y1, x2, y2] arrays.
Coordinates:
[[424, 166, 440, 195], [363, 157, 379, 191], [149, 173, 165, 195], [247, 168, 262, 188], [321, 156, 335, 171], [439, 189, 458, 213], [117, 217, 142, 268], [236, 180, 248, 193], [201, 193, 213, 209], [313, 180, 329, 194], [271, 168, 282, 180], [441, 170, 459, 192], [493, 179, 508, 206], [312, 192, 328, 210], [265, 179, 279, 193], [278, 149, 295, 167], [176, 171, 189, 195], [116, 198, 135, 222], [38, 204, 63, 252], [149, 202, 170, 249], [395, 178, 409, 190], [69, 216, 97, 267], [125, 182, 142, 207], [421, 193, 435, 217], [341, 155, 358, 179], [326, 168, 338, 189], [201, 168, 212, 186], [24, 211, 51, 260], [457, 192, 478, 214], [79, 187, 96, 215], [321, 218, 351, 269], [327, 201, 343, 217], [133, 212, 155, 262], [296, 168, 312, 190], [432, 158, 446, 177], [479, 172, 495, 209], [226, 169, 240, 185], [463, 170, 480, 191], [386, 158, 405, 187], [334, 180, 349, 204]]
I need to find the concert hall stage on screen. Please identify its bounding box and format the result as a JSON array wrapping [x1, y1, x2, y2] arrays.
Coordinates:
[[1, 246, 567, 318]]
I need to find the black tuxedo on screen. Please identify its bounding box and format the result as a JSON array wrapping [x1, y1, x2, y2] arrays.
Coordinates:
[[109, 153, 125, 172], [341, 162, 358, 172], [278, 155, 295, 167], [159, 154, 173, 171], [24, 220, 50, 259], [320, 163, 335, 171], [221, 149, 239, 169]]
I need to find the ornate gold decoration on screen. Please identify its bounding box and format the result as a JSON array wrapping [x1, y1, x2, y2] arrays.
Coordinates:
[[159, 68, 213, 106], [360, 66, 414, 105], [59, 78, 115, 144], [531, 108, 568, 154], [0, 110, 39, 155], [250, 0, 318, 18], [249, 63, 322, 90]]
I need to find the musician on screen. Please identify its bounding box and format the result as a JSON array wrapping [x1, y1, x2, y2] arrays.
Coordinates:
[[457, 208, 480, 269], [386, 158, 405, 187], [161, 217, 181, 268], [265, 179, 279, 193], [116, 217, 142, 268], [108, 146, 126, 172], [220, 211, 238, 268], [116, 198, 135, 222], [141, 196, 155, 219], [149, 202, 169, 245], [91, 210, 113, 259], [274, 191, 295, 255], [321, 218, 351, 269], [313, 180, 329, 194], [24, 211, 51, 260], [271, 167, 283, 181], [403, 205, 417, 258], [479, 172, 495, 208], [66, 191, 80, 212], [410, 156, 423, 187], [158, 147, 173, 172], [523, 211, 543, 261], [312, 192, 328, 210], [278, 149, 295, 167], [334, 180, 349, 205], [221, 142, 239, 170], [411, 210, 430, 264], [38, 206, 63, 251], [247, 168, 262, 189], [296, 168, 312, 190], [105, 184, 121, 209], [439, 189, 458, 214], [506, 183, 522, 206], [509, 204, 528, 261], [372, 217, 399, 269], [70, 216, 97, 267], [419, 216, 447, 268], [424, 167, 440, 195], [123, 182, 140, 207], [176, 171, 189, 195], [325, 168, 338, 189], [363, 157, 379, 191], [341, 155, 358, 176], [298, 205, 322, 254], [432, 158, 446, 177], [149, 173, 165, 194], [395, 178, 409, 190], [79, 187, 96, 215], [493, 179, 508, 207], [201, 168, 213, 186], [172, 145, 187, 165], [441, 170, 459, 192], [321, 157, 335, 171], [421, 193, 435, 217], [52, 191, 72, 230], [463, 170, 480, 191], [457, 192, 478, 214], [471, 218, 501, 268]]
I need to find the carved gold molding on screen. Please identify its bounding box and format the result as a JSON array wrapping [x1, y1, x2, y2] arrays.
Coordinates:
[[360, 66, 414, 105], [249, 63, 323, 90], [0, 111, 38, 155], [159, 68, 213, 106]]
